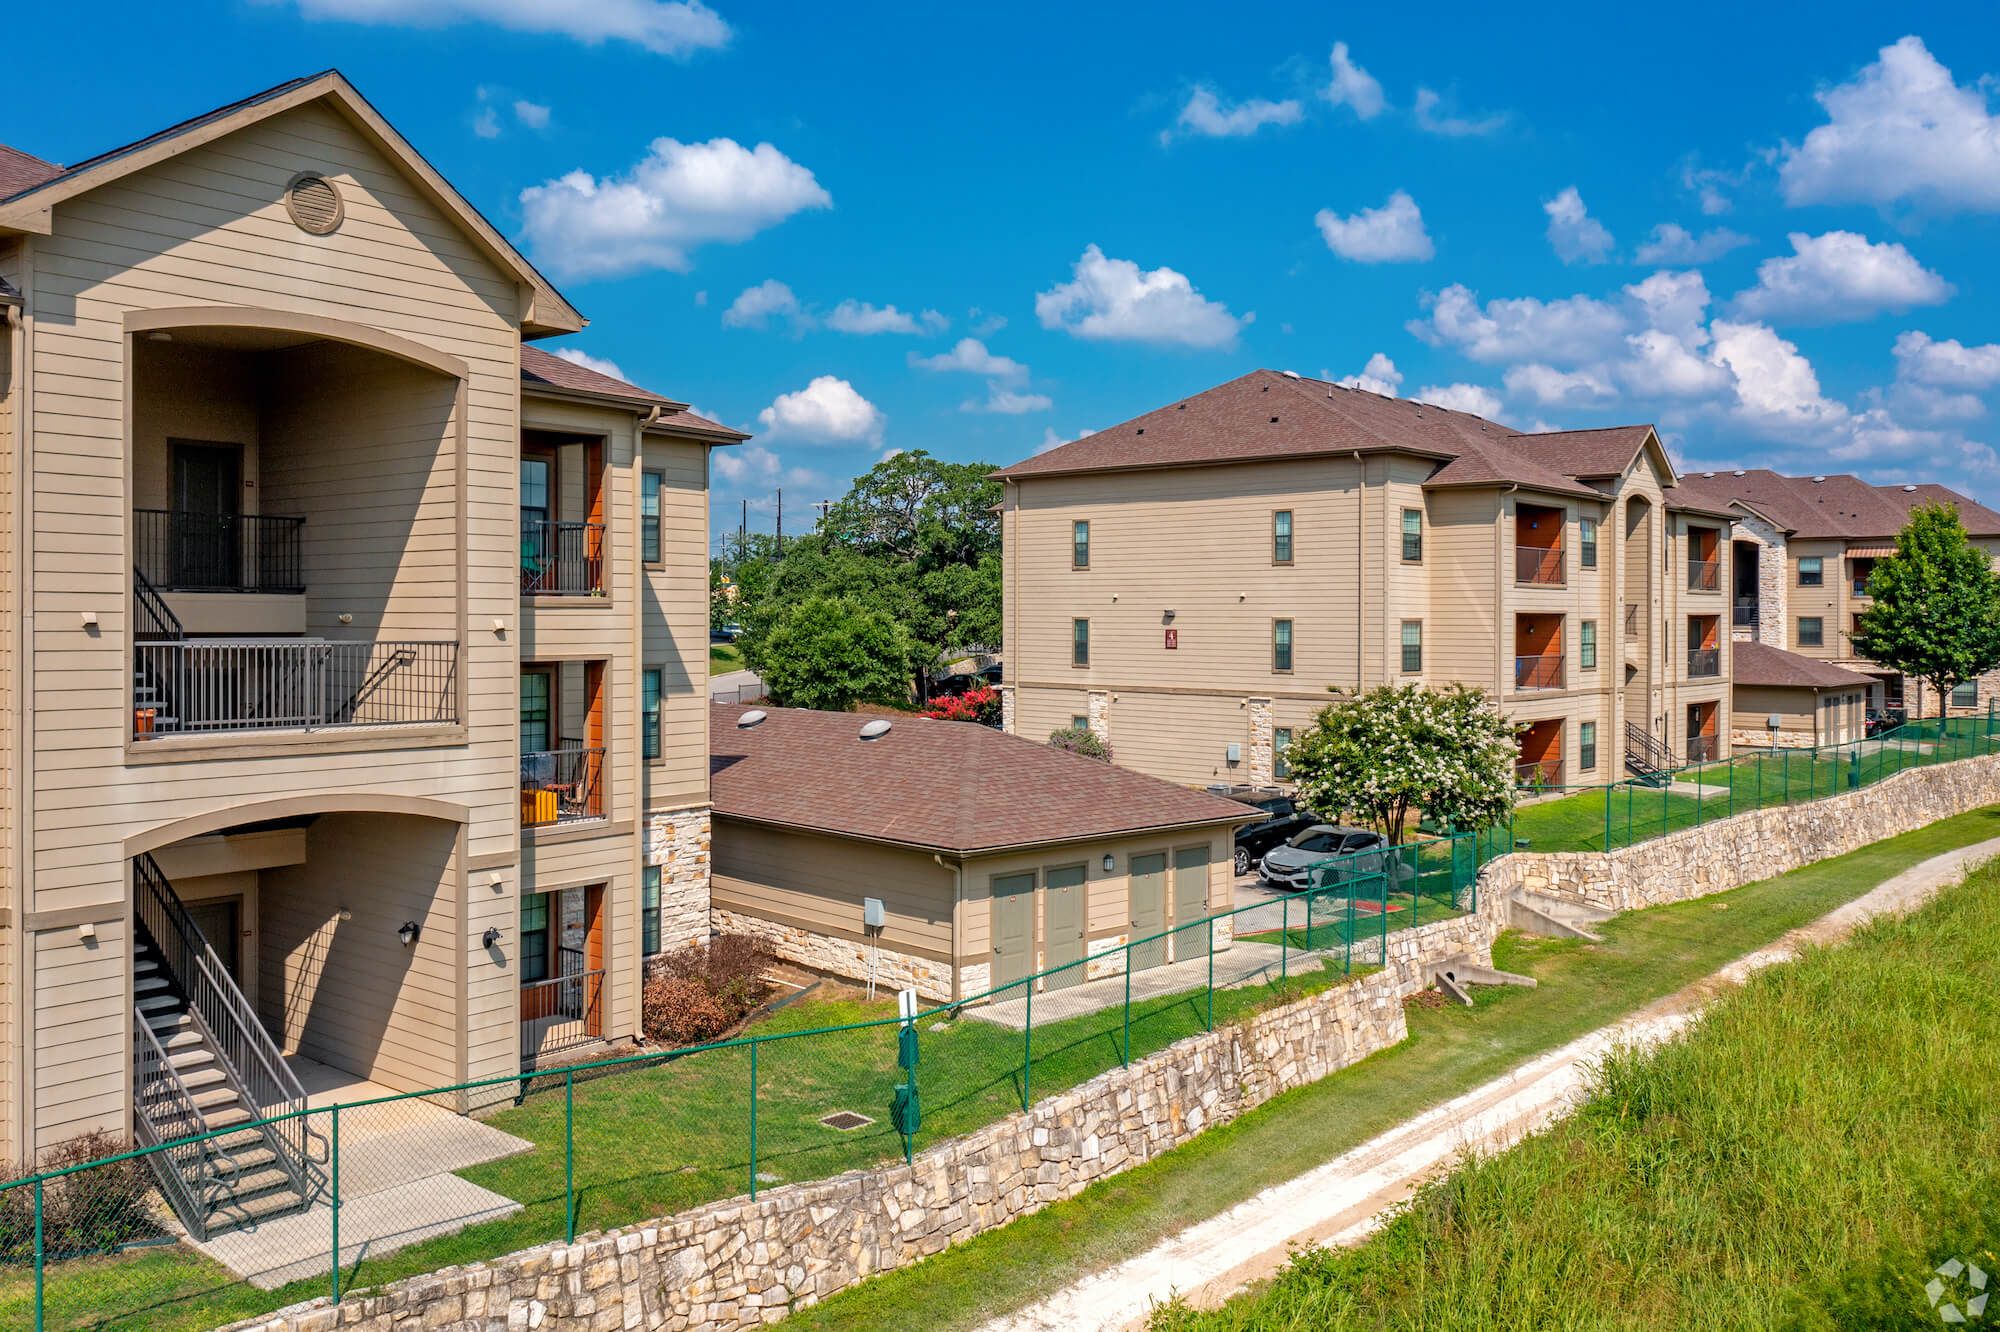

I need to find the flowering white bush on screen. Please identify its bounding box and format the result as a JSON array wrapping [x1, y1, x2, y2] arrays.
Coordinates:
[[1287, 683, 1519, 844]]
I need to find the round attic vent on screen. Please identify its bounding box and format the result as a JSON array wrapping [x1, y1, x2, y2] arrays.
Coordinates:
[[1903, 484, 1918, 492], [737, 709, 767, 728], [285, 172, 344, 236], [859, 719, 892, 740]]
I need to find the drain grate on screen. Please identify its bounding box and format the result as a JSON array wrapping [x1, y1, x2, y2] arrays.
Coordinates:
[[819, 1111, 874, 1131]]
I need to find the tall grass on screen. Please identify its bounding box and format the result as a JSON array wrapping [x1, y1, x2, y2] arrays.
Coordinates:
[[1153, 859, 2000, 1331]]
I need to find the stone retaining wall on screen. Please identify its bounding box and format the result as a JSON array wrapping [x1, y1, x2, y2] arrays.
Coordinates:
[[1482, 752, 2000, 916], [221, 943, 1472, 1332]]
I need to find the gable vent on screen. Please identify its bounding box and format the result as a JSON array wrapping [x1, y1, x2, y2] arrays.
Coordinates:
[[285, 173, 344, 236]]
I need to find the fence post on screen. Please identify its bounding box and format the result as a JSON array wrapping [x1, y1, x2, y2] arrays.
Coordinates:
[[1603, 782, 1612, 853], [1022, 982, 1032, 1113], [1279, 894, 1288, 986], [330, 1104, 342, 1303], [565, 1069, 577, 1240], [1206, 918, 1215, 1032], [1695, 760, 1702, 826], [1122, 943, 1132, 1067], [1344, 879, 1354, 975], [749, 1040, 759, 1201], [34, 1176, 44, 1332]]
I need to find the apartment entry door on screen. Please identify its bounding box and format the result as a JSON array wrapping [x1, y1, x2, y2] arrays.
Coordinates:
[[990, 873, 1035, 989], [1170, 846, 1211, 963], [170, 441, 241, 588], [1128, 853, 1168, 972], [1042, 865, 1087, 991], [183, 897, 242, 985]]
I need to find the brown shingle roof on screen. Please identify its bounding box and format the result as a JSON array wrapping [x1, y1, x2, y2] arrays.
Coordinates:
[[1875, 482, 2000, 537], [0, 143, 63, 199], [520, 344, 679, 406], [992, 369, 1653, 502], [1674, 469, 2000, 540], [1731, 640, 1875, 691], [710, 704, 1253, 854]]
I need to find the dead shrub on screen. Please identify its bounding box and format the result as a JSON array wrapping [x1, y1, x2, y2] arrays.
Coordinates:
[[0, 1130, 163, 1261], [641, 933, 776, 1046]]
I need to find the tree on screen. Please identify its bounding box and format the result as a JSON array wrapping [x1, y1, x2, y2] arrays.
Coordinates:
[[1283, 683, 1518, 844], [1851, 502, 2000, 716], [1048, 725, 1112, 761], [755, 596, 914, 712]]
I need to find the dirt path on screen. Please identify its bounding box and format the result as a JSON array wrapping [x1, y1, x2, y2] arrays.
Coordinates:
[[975, 835, 2000, 1332]]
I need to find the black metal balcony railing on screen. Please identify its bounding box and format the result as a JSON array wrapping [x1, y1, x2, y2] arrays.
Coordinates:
[[520, 964, 605, 1065], [522, 521, 606, 596], [1733, 598, 1759, 627], [132, 639, 458, 739], [1515, 653, 1564, 690], [1516, 758, 1564, 787], [1625, 602, 1640, 639], [1686, 735, 1719, 763], [1852, 581, 1872, 598], [1688, 647, 1721, 678], [1688, 558, 1720, 591], [1515, 544, 1565, 586], [521, 746, 606, 827], [135, 510, 305, 593]]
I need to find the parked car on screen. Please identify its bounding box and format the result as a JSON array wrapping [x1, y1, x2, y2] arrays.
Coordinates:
[[1257, 824, 1389, 893], [710, 623, 745, 644], [1867, 706, 1907, 737], [1210, 786, 1318, 875]]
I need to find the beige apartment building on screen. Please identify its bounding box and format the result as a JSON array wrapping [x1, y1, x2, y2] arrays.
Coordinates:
[[0, 72, 738, 1234], [1676, 469, 2000, 722], [993, 370, 1737, 794]]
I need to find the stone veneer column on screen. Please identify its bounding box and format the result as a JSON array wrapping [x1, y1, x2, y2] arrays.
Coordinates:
[[998, 684, 1016, 735], [1246, 697, 1274, 785], [1087, 690, 1111, 744], [645, 807, 713, 951]]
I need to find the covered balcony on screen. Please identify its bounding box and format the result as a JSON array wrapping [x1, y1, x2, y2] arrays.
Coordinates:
[[1514, 503, 1565, 586], [520, 661, 607, 829], [1516, 718, 1564, 788], [1687, 525, 1721, 592], [1687, 614, 1721, 678], [1515, 612, 1565, 690], [128, 318, 462, 741], [520, 430, 607, 598], [1686, 701, 1719, 763]]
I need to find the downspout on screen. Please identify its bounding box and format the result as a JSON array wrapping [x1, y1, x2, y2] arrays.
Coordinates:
[[1353, 453, 1365, 689], [630, 405, 659, 1039], [7, 249, 32, 1160]]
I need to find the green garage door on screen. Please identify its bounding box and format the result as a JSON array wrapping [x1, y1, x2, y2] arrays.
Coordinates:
[[991, 872, 1035, 990], [1171, 845, 1211, 963], [1128, 852, 1168, 972], [1043, 864, 1087, 990]]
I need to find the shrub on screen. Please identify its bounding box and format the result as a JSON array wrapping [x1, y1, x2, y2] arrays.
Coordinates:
[[921, 682, 1001, 724], [642, 933, 776, 1047], [0, 1130, 163, 1261], [1048, 724, 1112, 761]]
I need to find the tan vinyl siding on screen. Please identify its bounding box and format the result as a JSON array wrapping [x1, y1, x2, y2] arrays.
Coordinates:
[[712, 820, 957, 960], [1078, 691, 1251, 789], [641, 438, 711, 810]]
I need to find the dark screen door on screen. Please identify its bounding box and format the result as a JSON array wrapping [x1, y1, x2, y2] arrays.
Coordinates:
[[171, 443, 240, 588]]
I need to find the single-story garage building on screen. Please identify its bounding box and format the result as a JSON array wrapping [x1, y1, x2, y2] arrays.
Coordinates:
[[709, 704, 1254, 1001], [1730, 640, 1873, 749]]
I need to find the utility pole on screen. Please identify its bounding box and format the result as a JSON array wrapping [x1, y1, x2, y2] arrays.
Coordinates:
[[775, 489, 783, 551], [813, 499, 831, 528], [739, 500, 747, 563]]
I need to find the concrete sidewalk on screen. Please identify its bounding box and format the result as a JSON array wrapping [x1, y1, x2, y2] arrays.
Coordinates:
[[965, 941, 1306, 1031]]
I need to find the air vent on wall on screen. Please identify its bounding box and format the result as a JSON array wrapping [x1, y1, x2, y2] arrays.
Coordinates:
[[285, 172, 344, 236]]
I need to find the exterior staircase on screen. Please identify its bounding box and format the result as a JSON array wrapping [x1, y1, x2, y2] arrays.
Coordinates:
[[1623, 722, 1675, 789], [132, 855, 325, 1240]]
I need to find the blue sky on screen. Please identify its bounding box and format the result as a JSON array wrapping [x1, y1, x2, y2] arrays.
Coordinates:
[[10, 2, 2000, 546]]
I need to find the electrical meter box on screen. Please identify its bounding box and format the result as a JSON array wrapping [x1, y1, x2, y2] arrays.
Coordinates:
[[863, 897, 886, 927]]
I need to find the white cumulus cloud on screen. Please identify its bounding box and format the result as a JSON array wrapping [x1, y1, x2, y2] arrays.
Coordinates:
[[756, 376, 884, 443], [1620, 329, 1732, 399], [823, 301, 947, 335], [1408, 284, 1629, 365], [1166, 86, 1303, 142], [722, 279, 803, 329], [1314, 190, 1434, 262], [1544, 186, 1615, 265], [1707, 320, 1851, 432], [1504, 363, 1616, 407], [1035, 244, 1247, 348], [1778, 35, 2000, 213], [513, 99, 551, 129], [1633, 222, 1754, 265], [548, 347, 627, 381], [1036, 426, 1097, 455], [910, 338, 1028, 380], [963, 385, 1053, 415], [1322, 42, 1385, 119], [269, 0, 730, 55], [519, 137, 830, 279], [1336, 352, 1404, 396], [1415, 382, 1503, 417], [1893, 330, 2000, 389], [1414, 87, 1505, 137], [1731, 231, 1953, 325]]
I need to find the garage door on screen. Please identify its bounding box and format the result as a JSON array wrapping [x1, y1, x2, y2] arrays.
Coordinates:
[[991, 872, 1035, 990], [1128, 852, 1168, 972]]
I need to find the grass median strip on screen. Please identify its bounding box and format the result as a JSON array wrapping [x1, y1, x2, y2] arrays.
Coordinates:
[[782, 804, 2000, 1332], [1155, 830, 2000, 1329]]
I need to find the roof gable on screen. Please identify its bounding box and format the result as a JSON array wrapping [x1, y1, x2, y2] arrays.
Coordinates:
[[0, 71, 582, 337]]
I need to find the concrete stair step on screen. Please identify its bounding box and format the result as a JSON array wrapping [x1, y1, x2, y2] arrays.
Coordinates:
[[177, 1066, 228, 1093], [191, 1086, 245, 1113], [167, 1049, 214, 1071]]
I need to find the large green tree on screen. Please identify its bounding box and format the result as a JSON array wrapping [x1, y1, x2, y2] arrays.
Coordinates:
[[1850, 502, 2000, 715], [1283, 683, 1519, 844], [754, 595, 914, 711]]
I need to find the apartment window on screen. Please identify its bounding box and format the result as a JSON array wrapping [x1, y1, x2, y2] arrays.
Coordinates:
[[642, 865, 662, 958], [1274, 727, 1294, 781], [1072, 618, 1090, 667], [641, 470, 664, 565], [1580, 620, 1597, 670], [1272, 619, 1294, 672], [1072, 519, 1090, 569], [520, 456, 552, 560], [642, 668, 662, 761], [1951, 680, 1979, 710], [1798, 556, 1823, 587], [1580, 720, 1597, 772], [1273, 511, 1294, 564], [1401, 508, 1423, 563], [1798, 616, 1824, 648], [520, 671, 552, 754], [520, 893, 550, 984], [1071, 714, 1089, 730], [1401, 620, 1423, 674], [1580, 517, 1598, 569]]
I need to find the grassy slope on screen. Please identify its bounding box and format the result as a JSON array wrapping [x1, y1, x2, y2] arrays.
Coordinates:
[[710, 643, 744, 672], [781, 804, 2000, 1332], [1157, 839, 2000, 1330]]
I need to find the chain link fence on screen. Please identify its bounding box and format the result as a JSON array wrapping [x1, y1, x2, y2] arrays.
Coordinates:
[[0, 833, 1480, 1331]]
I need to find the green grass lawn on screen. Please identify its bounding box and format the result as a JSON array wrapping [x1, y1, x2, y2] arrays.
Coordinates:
[[1154, 837, 2000, 1330], [776, 804, 2000, 1332], [709, 642, 744, 672], [5, 949, 1367, 1331]]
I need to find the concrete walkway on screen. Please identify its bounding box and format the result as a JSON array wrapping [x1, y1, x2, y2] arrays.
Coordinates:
[[190, 1057, 533, 1290], [967, 942, 1301, 1031], [976, 835, 2000, 1332]]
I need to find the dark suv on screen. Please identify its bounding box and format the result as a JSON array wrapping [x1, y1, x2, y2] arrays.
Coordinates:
[[1209, 786, 1318, 876]]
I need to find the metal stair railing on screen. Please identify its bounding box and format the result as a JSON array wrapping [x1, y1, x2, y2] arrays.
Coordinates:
[[133, 855, 326, 1203], [1624, 720, 1675, 784], [131, 1003, 246, 1241]]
